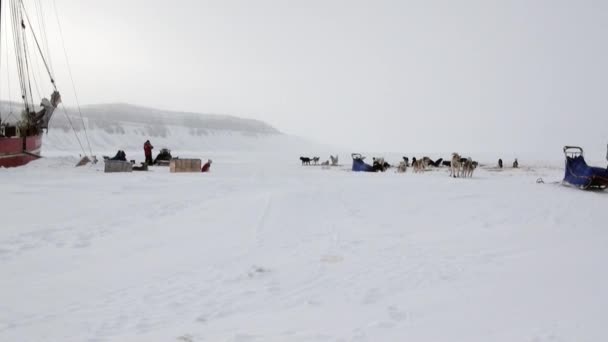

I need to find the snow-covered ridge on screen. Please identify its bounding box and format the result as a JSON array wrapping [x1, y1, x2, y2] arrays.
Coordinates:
[[1, 101, 330, 154], [1, 102, 279, 135]]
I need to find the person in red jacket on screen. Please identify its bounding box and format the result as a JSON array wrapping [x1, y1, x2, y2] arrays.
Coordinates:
[[201, 159, 212, 172], [144, 140, 153, 165]]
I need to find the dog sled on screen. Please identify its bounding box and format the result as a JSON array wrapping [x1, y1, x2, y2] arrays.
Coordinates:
[[351, 153, 375, 172], [562, 146, 608, 190]]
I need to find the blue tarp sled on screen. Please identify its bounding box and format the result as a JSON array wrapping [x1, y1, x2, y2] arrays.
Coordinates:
[[563, 146, 608, 190], [351, 153, 375, 172]]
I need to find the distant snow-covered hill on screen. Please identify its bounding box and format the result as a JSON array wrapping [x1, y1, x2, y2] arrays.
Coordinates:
[[1, 102, 328, 155]]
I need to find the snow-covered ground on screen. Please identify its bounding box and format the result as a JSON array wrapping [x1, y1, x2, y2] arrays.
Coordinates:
[[1, 153, 607, 342]]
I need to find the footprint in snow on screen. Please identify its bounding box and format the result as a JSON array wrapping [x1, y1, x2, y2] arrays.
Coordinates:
[[248, 265, 270, 278]]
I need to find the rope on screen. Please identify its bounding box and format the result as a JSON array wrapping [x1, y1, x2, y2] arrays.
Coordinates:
[[26, 27, 46, 99], [20, 0, 54, 89], [3, 12, 14, 118], [34, 0, 53, 75], [23, 34, 42, 102], [0, 0, 3, 122], [10, 0, 29, 112], [51, 0, 93, 157], [22, 0, 52, 98], [21, 23, 35, 111], [59, 102, 86, 156]]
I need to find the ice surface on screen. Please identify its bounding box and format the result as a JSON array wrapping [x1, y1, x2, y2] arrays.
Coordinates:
[[1, 153, 607, 341]]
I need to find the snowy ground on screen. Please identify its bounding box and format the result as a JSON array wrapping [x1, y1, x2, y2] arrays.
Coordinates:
[[1, 154, 607, 342]]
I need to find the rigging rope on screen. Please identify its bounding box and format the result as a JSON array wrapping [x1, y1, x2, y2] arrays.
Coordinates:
[[10, 0, 29, 112], [51, 0, 93, 157], [15, 0, 87, 157], [3, 12, 13, 117], [21, 18, 35, 111], [34, 0, 52, 75], [20, 0, 54, 89], [0, 0, 3, 121], [23, 34, 42, 101], [59, 102, 86, 155]]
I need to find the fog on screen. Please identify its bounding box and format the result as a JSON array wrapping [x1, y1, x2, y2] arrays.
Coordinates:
[[2, 0, 607, 156]]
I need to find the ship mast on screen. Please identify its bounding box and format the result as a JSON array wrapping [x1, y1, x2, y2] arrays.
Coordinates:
[[1, 0, 3, 125]]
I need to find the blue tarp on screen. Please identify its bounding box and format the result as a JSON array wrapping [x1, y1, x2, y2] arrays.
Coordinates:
[[352, 158, 375, 172], [563, 155, 608, 189]]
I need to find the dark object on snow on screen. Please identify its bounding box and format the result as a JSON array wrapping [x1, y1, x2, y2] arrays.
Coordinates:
[[402, 156, 409, 167], [563, 146, 608, 190], [154, 148, 173, 165], [371, 157, 390, 172], [144, 140, 154, 165], [513, 159, 519, 168], [201, 159, 212, 172], [352, 153, 375, 172], [133, 162, 148, 171], [432, 158, 443, 167], [110, 150, 127, 161], [498, 159, 503, 168], [104, 159, 132, 173], [300, 156, 312, 165], [442, 160, 452, 167]]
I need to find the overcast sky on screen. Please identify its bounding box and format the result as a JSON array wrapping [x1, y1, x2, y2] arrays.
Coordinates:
[[2, 0, 608, 155]]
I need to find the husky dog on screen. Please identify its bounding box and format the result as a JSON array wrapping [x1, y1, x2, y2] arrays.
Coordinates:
[[312, 157, 320, 165], [422, 157, 443, 167], [396, 161, 407, 173], [330, 155, 339, 166], [462, 157, 476, 178], [450, 153, 461, 177], [422, 157, 432, 168], [413, 158, 425, 173], [372, 157, 388, 172], [402, 156, 410, 167], [300, 157, 311, 165]]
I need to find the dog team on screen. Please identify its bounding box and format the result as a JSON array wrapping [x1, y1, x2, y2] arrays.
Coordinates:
[[397, 154, 477, 177], [300, 153, 522, 178], [300, 155, 339, 166]]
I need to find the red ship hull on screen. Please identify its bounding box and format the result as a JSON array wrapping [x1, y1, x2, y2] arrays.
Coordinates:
[[0, 135, 43, 168]]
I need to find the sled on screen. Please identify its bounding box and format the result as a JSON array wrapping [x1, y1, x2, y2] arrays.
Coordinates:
[[562, 146, 608, 190], [351, 153, 375, 172]]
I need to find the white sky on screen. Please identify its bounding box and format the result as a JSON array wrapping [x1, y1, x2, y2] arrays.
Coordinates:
[[2, 0, 608, 155]]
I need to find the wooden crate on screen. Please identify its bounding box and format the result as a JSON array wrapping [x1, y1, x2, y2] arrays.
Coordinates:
[[104, 160, 133, 173], [170, 158, 201, 173]]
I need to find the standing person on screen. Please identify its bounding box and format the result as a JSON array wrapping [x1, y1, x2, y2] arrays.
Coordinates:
[[144, 140, 154, 165], [498, 158, 503, 168], [201, 159, 212, 172]]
